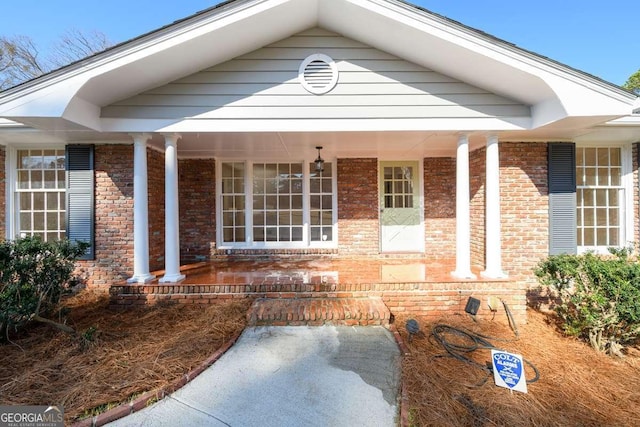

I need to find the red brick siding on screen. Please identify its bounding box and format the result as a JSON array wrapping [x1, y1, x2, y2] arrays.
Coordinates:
[[423, 157, 455, 260], [179, 158, 216, 263], [0, 146, 5, 238], [500, 142, 548, 286], [337, 158, 379, 255], [469, 147, 486, 267], [77, 145, 134, 286], [147, 148, 165, 271]]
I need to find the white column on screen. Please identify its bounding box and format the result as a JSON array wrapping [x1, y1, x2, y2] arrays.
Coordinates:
[[482, 135, 506, 278], [160, 134, 185, 283], [452, 134, 476, 279], [127, 134, 155, 283]]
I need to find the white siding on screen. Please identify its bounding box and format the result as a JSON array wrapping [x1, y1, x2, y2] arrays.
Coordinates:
[[101, 28, 529, 120]]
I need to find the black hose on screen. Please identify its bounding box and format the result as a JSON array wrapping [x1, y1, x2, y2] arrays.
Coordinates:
[[431, 324, 540, 387]]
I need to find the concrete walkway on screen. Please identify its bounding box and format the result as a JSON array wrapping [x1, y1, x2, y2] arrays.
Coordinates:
[[107, 325, 402, 426]]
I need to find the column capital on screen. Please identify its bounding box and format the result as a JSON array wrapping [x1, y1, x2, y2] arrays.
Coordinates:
[[162, 133, 182, 146], [485, 133, 499, 143], [457, 133, 470, 143], [129, 133, 153, 144]]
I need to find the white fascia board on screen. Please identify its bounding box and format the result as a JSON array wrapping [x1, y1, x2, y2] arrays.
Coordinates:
[[100, 116, 530, 133]]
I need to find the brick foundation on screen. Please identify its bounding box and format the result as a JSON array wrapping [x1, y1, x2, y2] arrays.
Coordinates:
[[110, 279, 526, 325]]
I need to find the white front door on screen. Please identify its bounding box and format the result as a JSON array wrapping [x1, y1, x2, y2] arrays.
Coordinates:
[[379, 161, 424, 252]]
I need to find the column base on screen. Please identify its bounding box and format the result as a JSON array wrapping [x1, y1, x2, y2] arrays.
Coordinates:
[[481, 270, 507, 279], [127, 273, 156, 284], [451, 270, 477, 280], [159, 273, 186, 283]]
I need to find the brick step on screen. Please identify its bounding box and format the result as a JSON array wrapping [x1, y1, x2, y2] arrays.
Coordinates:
[[247, 297, 391, 327]]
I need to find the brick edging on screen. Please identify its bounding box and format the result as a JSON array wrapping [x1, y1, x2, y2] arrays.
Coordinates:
[[70, 330, 244, 427], [388, 323, 410, 427]]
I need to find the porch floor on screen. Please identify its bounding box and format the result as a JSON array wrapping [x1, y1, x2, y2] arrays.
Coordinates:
[[109, 258, 523, 325], [145, 258, 489, 286]]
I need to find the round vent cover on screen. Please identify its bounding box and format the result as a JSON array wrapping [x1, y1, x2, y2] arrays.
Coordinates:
[[299, 54, 339, 95]]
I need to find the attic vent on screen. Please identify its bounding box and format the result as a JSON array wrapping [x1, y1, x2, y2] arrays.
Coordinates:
[[299, 54, 338, 95]]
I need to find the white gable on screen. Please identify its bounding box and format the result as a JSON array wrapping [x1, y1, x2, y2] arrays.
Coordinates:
[[101, 29, 530, 128]]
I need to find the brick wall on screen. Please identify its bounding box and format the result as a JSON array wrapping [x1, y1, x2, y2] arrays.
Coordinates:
[[337, 158, 379, 255], [0, 146, 5, 238], [147, 148, 165, 271], [469, 147, 486, 267], [77, 144, 134, 286], [500, 142, 548, 286], [179, 158, 216, 263], [423, 157, 456, 259]]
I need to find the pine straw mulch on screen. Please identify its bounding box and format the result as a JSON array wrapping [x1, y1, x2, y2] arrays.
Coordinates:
[[397, 309, 640, 427], [0, 291, 251, 425]]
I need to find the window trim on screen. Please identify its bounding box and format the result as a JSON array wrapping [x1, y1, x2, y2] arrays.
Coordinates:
[[576, 142, 633, 254], [216, 158, 337, 249], [5, 144, 67, 241]]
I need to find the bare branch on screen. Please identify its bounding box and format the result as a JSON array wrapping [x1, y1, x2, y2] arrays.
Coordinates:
[[49, 28, 111, 68]]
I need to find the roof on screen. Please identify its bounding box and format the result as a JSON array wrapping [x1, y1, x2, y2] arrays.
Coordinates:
[[0, 0, 638, 153]]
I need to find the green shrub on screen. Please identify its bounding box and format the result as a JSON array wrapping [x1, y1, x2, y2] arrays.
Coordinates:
[[0, 236, 89, 340], [535, 248, 640, 356]]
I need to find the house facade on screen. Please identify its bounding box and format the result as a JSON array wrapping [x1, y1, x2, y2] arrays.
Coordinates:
[[1, 0, 639, 317]]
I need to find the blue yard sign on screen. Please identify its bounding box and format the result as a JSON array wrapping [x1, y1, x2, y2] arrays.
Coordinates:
[[491, 350, 528, 393]]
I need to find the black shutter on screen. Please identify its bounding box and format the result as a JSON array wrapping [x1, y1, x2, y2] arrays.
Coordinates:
[[66, 145, 95, 260], [548, 143, 576, 255]]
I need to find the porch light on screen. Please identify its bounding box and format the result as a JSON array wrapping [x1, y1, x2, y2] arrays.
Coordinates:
[[315, 146, 324, 172]]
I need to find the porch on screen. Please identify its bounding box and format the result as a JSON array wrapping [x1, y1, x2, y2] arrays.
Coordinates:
[[110, 257, 525, 325]]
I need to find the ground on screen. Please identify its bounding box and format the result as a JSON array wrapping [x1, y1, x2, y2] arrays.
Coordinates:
[[1, 292, 639, 426], [0, 292, 250, 425], [397, 310, 640, 427]]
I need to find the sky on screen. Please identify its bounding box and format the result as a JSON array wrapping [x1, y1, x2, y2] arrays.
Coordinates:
[[1, 0, 638, 86]]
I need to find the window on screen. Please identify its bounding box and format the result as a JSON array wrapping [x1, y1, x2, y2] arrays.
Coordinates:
[[16, 149, 66, 241], [221, 162, 246, 243], [252, 163, 304, 242], [383, 166, 414, 209], [309, 162, 333, 242], [576, 147, 623, 249], [219, 161, 335, 247]]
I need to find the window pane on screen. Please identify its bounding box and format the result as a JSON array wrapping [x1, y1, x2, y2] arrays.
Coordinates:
[[279, 212, 291, 225], [34, 193, 45, 210], [20, 193, 31, 210], [610, 168, 621, 186], [610, 148, 621, 166], [584, 168, 596, 186], [610, 228, 619, 246], [33, 212, 44, 230], [292, 227, 303, 241], [584, 228, 595, 246], [47, 193, 59, 210], [597, 168, 609, 186]]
